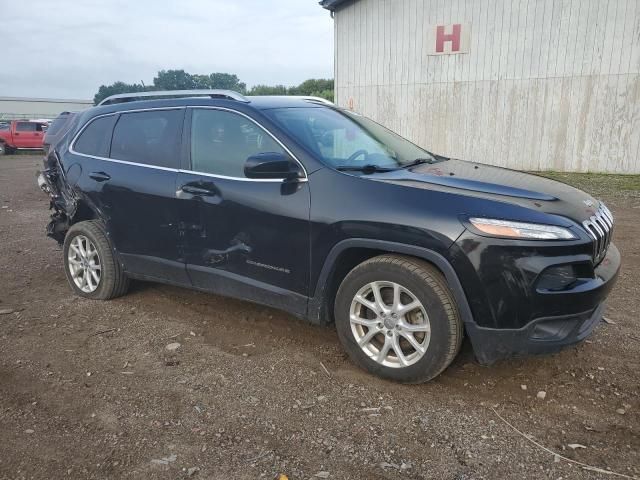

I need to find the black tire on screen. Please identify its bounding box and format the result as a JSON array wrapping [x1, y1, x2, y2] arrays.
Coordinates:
[[0, 143, 6, 155], [334, 254, 463, 383], [63, 220, 129, 300]]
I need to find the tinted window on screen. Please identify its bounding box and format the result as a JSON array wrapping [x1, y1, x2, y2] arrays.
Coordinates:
[[190, 109, 286, 177], [44, 112, 76, 146], [16, 122, 37, 132], [46, 113, 72, 136], [111, 109, 182, 168], [0, 124, 9, 131], [74, 116, 117, 157]]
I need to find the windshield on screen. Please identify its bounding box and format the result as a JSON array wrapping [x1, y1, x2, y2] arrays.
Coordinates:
[[264, 107, 435, 170]]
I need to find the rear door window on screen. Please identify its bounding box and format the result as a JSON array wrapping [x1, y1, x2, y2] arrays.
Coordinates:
[[110, 109, 183, 168], [73, 115, 117, 158]]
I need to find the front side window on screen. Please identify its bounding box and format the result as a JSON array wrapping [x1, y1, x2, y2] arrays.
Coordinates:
[[16, 122, 37, 132], [73, 115, 117, 157], [190, 109, 287, 178], [264, 107, 434, 170], [111, 109, 182, 168]]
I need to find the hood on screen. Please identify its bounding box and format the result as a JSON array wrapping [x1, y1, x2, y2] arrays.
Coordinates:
[[369, 159, 601, 224]]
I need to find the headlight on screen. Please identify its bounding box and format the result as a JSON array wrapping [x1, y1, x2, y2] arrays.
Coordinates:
[[469, 218, 577, 240]]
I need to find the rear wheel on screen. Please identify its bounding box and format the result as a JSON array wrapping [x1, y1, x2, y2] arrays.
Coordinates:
[[334, 254, 463, 383], [63, 221, 129, 300]]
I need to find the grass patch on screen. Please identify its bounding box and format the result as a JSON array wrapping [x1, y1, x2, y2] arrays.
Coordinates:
[[533, 171, 640, 198]]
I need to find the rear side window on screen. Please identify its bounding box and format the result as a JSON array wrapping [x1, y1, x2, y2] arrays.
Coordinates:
[[73, 115, 117, 158], [110, 109, 182, 168], [16, 122, 37, 132]]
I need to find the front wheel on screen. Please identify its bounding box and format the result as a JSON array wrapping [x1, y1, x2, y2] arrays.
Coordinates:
[[0, 143, 6, 155], [334, 255, 463, 383], [63, 221, 129, 300]]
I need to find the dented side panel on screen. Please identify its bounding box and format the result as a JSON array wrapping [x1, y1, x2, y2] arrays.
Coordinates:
[[179, 171, 311, 301]]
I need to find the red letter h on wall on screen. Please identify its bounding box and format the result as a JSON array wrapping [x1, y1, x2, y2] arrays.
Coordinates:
[[435, 24, 461, 53]]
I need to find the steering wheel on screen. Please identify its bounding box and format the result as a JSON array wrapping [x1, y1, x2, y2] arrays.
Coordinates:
[[345, 149, 368, 165]]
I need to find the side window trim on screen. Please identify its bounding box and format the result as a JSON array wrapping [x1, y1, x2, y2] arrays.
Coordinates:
[[69, 107, 184, 172], [70, 114, 117, 158], [68, 106, 304, 180], [110, 108, 185, 169], [185, 106, 308, 182], [70, 112, 117, 159]]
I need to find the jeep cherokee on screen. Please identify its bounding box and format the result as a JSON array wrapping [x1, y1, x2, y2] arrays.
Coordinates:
[[38, 90, 620, 383]]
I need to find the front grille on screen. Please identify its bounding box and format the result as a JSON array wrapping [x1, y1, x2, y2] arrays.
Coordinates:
[[582, 203, 613, 263]]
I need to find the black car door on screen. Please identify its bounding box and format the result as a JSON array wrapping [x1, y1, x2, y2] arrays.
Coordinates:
[[177, 107, 311, 316], [72, 107, 190, 285]]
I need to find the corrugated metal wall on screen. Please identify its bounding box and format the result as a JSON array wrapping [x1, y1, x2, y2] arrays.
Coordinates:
[[334, 0, 640, 174]]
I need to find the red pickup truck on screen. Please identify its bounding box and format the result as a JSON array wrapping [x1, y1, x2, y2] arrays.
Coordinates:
[[0, 120, 48, 155]]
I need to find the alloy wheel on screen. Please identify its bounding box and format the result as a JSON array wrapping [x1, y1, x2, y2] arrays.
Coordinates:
[[349, 281, 431, 368], [67, 234, 101, 293]]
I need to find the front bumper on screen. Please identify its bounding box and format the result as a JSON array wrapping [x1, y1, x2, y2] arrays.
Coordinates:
[[467, 302, 605, 364], [461, 242, 620, 364]]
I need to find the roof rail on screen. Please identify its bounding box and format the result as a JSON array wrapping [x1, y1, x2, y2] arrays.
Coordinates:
[[298, 96, 334, 106], [98, 89, 250, 106]]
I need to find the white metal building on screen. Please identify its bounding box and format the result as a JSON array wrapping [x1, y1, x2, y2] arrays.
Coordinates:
[[0, 97, 92, 121], [321, 0, 640, 174]]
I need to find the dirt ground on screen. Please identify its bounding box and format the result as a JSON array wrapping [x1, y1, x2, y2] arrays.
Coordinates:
[[0, 155, 638, 480]]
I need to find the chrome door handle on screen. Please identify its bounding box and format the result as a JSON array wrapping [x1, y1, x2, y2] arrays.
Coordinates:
[[89, 171, 111, 182], [180, 184, 215, 196]]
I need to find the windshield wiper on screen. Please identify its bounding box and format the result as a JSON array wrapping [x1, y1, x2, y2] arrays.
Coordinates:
[[336, 165, 397, 174], [401, 158, 434, 169]]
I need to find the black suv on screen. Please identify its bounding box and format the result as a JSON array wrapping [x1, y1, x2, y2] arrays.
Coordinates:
[[38, 90, 620, 383]]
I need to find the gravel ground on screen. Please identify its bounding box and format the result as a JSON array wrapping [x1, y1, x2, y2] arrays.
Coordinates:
[[0, 156, 638, 480]]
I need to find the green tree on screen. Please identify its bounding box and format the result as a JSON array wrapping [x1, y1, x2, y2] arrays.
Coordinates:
[[93, 81, 146, 105], [248, 84, 289, 95], [289, 78, 334, 96], [94, 72, 334, 105], [152, 69, 196, 90], [202, 73, 247, 93], [152, 70, 246, 92]]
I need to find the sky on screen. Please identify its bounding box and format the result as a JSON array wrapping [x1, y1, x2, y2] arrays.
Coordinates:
[[2, 0, 334, 100]]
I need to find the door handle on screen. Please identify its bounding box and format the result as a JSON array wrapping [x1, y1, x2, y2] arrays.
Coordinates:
[[180, 184, 215, 196], [14, 132, 19, 136], [89, 171, 111, 182]]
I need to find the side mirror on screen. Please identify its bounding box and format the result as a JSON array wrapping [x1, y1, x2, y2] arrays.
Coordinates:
[[244, 152, 303, 180]]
